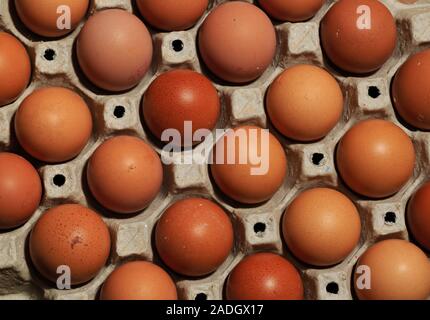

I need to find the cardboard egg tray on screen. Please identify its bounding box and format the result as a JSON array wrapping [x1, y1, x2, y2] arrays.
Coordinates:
[[0, 0, 430, 300]]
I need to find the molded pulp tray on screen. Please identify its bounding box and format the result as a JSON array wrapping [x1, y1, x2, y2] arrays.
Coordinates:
[[0, 0, 430, 300]]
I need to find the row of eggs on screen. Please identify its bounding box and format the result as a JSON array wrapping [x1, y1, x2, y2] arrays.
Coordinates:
[[4, 190, 430, 300], [0, 50, 429, 219], [7, 0, 393, 87], [0, 1, 426, 87]]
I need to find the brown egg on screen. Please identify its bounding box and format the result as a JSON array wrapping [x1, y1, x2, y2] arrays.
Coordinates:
[[407, 181, 430, 251], [155, 198, 233, 277], [320, 0, 397, 74], [143, 69, 220, 147], [30, 204, 111, 285], [354, 239, 430, 300], [337, 119, 415, 198], [211, 126, 287, 204], [87, 136, 163, 214], [226, 253, 304, 300], [77, 9, 153, 92], [283, 188, 361, 266], [15, 87, 93, 163], [15, 0, 89, 37], [392, 49, 430, 130], [136, 0, 208, 31], [259, 0, 325, 22], [266, 64, 343, 141], [0, 32, 31, 106], [0, 153, 42, 230], [100, 261, 177, 300], [199, 1, 276, 83]]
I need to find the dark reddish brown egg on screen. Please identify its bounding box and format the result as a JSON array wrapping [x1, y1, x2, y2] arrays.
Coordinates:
[[0, 153, 42, 230], [143, 69, 220, 147], [392, 49, 430, 130], [321, 0, 397, 74], [155, 198, 234, 277], [29, 204, 111, 285], [407, 181, 430, 251], [226, 253, 304, 300]]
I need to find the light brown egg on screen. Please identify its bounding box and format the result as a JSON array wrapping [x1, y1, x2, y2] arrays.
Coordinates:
[[354, 239, 430, 300], [0, 153, 42, 230], [226, 253, 304, 300], [87, 136, 163, 214], [15, 87, 93, 163], [336, 119, 415, 198], [136, 0, 208, 31], [29, 204, 111, 285], [259, 0, 325, 22], [0, 32, 31, 106], [199, 1, 276, 83], [283, 188, 361, 266], [100, 261, 177, 300], [155, 198, 234, 277], [266, 64, 343, 141], [15, 0, 89, 37], [407, 181, 430, 251], [320, 0, 397, 74], [211, 125, 287, 204], [77, 9, 153, 92], [392, 49, 430, 130]]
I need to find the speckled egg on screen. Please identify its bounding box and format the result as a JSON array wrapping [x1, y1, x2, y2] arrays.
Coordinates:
[[155, 198, 234, 277], [29, 204, 111, 285], [226, 253, 304, 300], [143, 69, 220, 147]]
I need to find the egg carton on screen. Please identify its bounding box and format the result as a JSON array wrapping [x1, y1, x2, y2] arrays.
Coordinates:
[[0, 0, 430, 300]]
